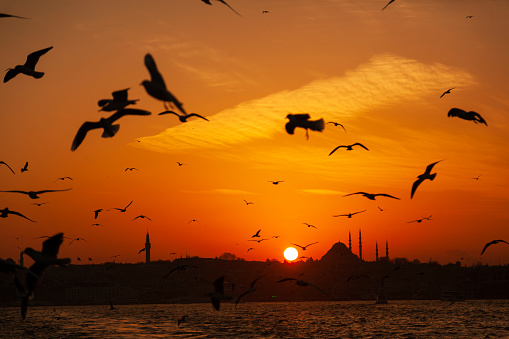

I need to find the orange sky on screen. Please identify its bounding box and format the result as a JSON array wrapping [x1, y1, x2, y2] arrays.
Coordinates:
[[1, 0, 508, 266]]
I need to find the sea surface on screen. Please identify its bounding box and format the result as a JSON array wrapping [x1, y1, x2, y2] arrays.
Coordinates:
[[1, 300, 508, 338]]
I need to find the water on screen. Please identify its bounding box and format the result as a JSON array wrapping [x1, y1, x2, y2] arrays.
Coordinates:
[[1, 301, 508, 338]]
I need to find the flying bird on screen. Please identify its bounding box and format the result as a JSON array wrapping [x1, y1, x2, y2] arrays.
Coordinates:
[[247, 247, 254, 252], [410, 160, 443, 199], [252, 229, 261, 238], [110, 201, 133, 213], [329, 143, 369, 156], [303, 223, 317, 229], [91, 223, 103, 227], [125, 167, 138, 172], [268, 180, 284, 185], [54, 177, 72, 182], [243, 199, 253, 205], [381, 0, 396, 11], [285, 114, 325, 140], [188, 219, 199, 224], [22, 233, 71, 319], [480, 240, 509, 255], [0, 207, 35, 222], [407, 215, 433, 223], [163, 264, 198, 278], [440, 87, 455, 98], [447, 108, 487, 125], [132, 215, 152, 221], [248, 238, 269, 243], [0, 13, 29, 19], [0, 161, 15, 174], [71, 108, 152, 151], [4, 46, 53, 83], [176, 162, 186, 166], [94, 209, 104, 219], [201, 0, 242, 16], [326, 121, 347, 132], [98, 88, 139, 112], [343, 192, 400, 200], [69, 237, 88, 245], [333, 210, 367, 218], [208, 276, 233, 311], [142, 53, 188, 114], [0, 188, 72, 199], [290, 242, 318, 251], [138, 248, 146, 254], [472, 175, 482, 180], [20, 162, 29, 173], [158, 110, 208, 122], [235, 275, 264, 307], [277, 278, 327, 295]]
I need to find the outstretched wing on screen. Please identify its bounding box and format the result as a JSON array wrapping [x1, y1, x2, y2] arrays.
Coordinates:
[[144, 53, 167, 90], [109, 108, 151, 123], [71, 120, 104, 151], [187, 113, 209, 121], [447, 108, 465, 118], [41, 233, 64, 257], [0, 161, 15, 174], [112, 88, 129, 101], [25, 46, 53, 69], [8, 210, 35, 222], [411, 178, 424, 199], [376, 193, 400, 200], [277, 278, 296, 283], [217, 0, 242, 16], [353, 143, 369, 151], [4, 68, 21, 83]]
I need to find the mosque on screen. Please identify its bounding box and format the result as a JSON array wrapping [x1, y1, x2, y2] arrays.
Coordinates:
[[346, 229, 389, 262]]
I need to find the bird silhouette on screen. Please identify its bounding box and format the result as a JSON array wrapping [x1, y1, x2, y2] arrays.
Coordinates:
[[0, 207, 35, 222], [208, 276, 233, 311], [381, 0, 396, 11], [326, 121, 347, 133], [248, 238, 269, 243], [329, 143, 369, 156], [69, 237, 88, 245], [290, 242, 318, 250], [138, 248, 146, 254], [93, 209, 104, 219], [98, 88, 139, 112], [142, 53, 188, 114], [411, 160, 443, 199], [71, 108, 151, 151], [20, 162, 28, 173], [158, 110, 208, 122], [54, 177, 72, 182], [440, 87, 455, 98], [333, 210, 367, 218], [163, 264, 198, 278], [407, 215, 433, 223], [235, 275, 264, 307], [268, 180, 284, 185], [448, 108, 487, 125], [125, 167, 138, 172], [480, 240, 508, 255], [0, 161, 15, 174], [132, 215, 152, 221], [32, 202, 48, 206], [110, 201, 133, 212], [188, 219, 199, 224], [277, 278, 327, 295], [343, 192, 400, 200], [247, 247, 254, 252], [176, 162, 186, 166], [91, 223, 103, 227], [252, 229, 261, 238], [0, 13, 29, 19], [285, 114, 325, 140], [22, 233, 71, 319], [4, 46, 53, 83], [201, 0, 242, 16], [0, 188, 72, 199], [303, 223, 317, 229], [243, 199, 254, 205]]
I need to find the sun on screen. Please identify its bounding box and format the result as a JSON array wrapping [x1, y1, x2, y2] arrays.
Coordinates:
[[284, 247, 298, 261]]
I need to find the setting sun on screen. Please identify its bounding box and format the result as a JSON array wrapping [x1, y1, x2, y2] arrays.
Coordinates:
[[284, 247, 298, 261]]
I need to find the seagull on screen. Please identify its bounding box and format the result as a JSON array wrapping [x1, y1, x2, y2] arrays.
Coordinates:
[[138, 248, 146, 254], [252, 229, 261, 238], [125, 167, 138, 171], [290, 242, 318, 251], [247, 247, 254, 252], [0, 161, 15, 174], [407, 215, 433, 223], [54, 177, 72, 182], [188, 219, 199, 224], [201, 0, 242, 16], [22, 233, 71, 319], [208, 276, 233, 311], [158, 110, 208, 122], [0, 207, 35, 222], [472, 175, 482, 180], [411, 160, 443, 199], [447, 108, 487, 125], [4, 46, 53, 83], [326, 121, 346, 132], [176, 162, 186, 166], [480, 240, 509, 255], [466, 15, 473, 18], [0, 188, 72, 199], [262, 10, 270, 14], [329, 143, 369, 156], [178, 315, 188, 326], [163, 264, 198, 278], [132, 215, 152, 221], [243, 199, 254, 205], [91, 223, 103, 227], [285, 113, 325, 140], [343, 192, 400, 200], [0, 13, 29, 19], [142, 53, 188, 114], [333, 210, 367, 218], [94, 209, 104, 219], [98, 88, 139, 112], [248, 238, 269, 243], [31, 202, 48, 207], [277, 278, 327, 295], [20, 162, 29, 173], [69, 238, 88, 245], [268, 180, 284, 185], [378, 206, 384, 212], [110, 201, 133, 213], [1, 258, 30, 274], [235, 275, 264, 307], [381, 0, 396, 11], [71, 108, 152, 151], [303, 223, 317, 229], [440, 87, 455, 98]]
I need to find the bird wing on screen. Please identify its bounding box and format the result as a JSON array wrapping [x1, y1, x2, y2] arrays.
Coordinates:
[[376, 193, 400, 200], [290, 243, 304, 250], [187, 113, 209, 121], [138, 248, 145, 254], [381, 0, 395, 11], [424, 160, 442, 175], [35, 188, 72, 195], [8, 210, 35, 222], [411, 178, 425, 199], [353, 143, 369, 151], [158, 110, 179, 116], [0, 161, 15, 174], [124, 201, 133, 209], [144, 53, 167, 90], [0, 190, 29, 195], [4, 68, 20, 83], [307, 282, 328, 295], [24, 46, 53, 69], [213, 276, 225, 294], [109, 108, 151, 123], [217, 0, 242, 16], [353, 210, 367, 215], [277, 278, 296, 283], [0, 13, 28, 18], [112, 88, 129, 101], [343, 192, 364, 197], [447, 108, 464, 118], [71, 120, 105, 151], [472, 111, 488, 125], [41, 233, 64, 257], [305, 242, 319, 247], [328, 146, 344, 156]]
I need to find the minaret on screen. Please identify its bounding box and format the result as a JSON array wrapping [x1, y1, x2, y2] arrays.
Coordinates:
[[348, 231, 352, 252], [359, 229, 363, 261], [19, 250, 24, 267], [376, 242, 378, 262], [145, 230, 151, 263], [386, 240, 389, 261]]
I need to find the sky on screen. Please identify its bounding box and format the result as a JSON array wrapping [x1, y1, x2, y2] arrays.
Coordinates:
[[1, 0, 508, 266]]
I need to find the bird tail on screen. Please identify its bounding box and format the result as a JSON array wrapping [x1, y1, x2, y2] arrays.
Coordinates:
[[102, 124, 120, 138], [309, 118, 325, 132], [428, 173, 437, 181], [285, 122, 296, 135], [32, 71, 45, 79]]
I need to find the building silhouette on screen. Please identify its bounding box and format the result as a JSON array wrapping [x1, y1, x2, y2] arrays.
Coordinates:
[[359, 229, 363, 261], [145, 230, 151, 263]]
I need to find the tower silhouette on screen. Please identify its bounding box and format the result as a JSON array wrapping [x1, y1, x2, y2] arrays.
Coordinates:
[[145, 230, 151, 263], [359, 229, 362, 261], [348, 231, 352, 252], [376, 242, 378, 262], [386, 240, 389, 261]]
